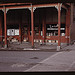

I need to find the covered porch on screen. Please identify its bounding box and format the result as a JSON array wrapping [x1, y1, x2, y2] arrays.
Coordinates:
[[0, 3, 71, 51]]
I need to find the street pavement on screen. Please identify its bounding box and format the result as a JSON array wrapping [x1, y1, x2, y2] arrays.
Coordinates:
[[25, 45, 75, 72], [0, 44, 75, 72], [0, 51, 56, 72]]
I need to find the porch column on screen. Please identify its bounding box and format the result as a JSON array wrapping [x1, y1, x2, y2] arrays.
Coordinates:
[[57, 3, 61, 51], [42, 10, 46, 44], [65, 8, 70, 45], [31, 6, 34, 47], [70, 3, 74, 42], [4, 7, 7, 48]]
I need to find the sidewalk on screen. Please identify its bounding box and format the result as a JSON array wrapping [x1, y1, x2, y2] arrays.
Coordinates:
[[25, 45, 75, 72], [0, 42, 67, 51]]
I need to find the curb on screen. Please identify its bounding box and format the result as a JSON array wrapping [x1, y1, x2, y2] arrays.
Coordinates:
[[0, 48, 59, 52]]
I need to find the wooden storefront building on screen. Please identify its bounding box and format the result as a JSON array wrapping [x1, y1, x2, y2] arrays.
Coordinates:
[[0, 2, 71, 50]]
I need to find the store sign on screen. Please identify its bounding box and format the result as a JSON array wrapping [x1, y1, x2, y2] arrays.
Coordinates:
[[7, 29, 19, 36], [15, 29, 19, 35], [7, 29, 15, 36]]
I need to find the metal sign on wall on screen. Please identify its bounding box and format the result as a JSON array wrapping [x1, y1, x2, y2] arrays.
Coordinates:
[[15, 29, 19, 35], [7, 29, 19, 36]]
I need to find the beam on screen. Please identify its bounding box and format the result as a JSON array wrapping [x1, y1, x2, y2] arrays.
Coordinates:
[[0, 3, 32, 6], [6, 5, 31, 10], [0, 3, 58, 10], [33, 3, 58, 8]]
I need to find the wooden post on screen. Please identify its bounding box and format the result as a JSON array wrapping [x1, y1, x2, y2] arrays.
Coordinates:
[[65, 8, 70, 45], [4, 7, 7, 48], [42, 10, 46, 44], [57, 3, 61, 51], [70, 3, 74, 42], [42, 19, 46, 43], [31, 6, 34, 47]]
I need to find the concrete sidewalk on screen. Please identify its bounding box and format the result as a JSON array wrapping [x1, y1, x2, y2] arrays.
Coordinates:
[[25, 49, 75, 72], [0, 42, 67, 51], [61, 44, 75, 50]]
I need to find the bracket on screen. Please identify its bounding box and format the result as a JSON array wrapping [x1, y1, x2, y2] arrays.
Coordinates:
[[1, 6, 9, 13], [55, 3, 62, 11], [33, 7, 36, 12], [55, 5, 58, 11], [6, 8, 9, 13], [28, 7, 36, 12]]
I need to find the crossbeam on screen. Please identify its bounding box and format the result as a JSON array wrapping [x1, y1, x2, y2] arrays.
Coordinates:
[[0, 3, 32, 6], [0, 3, 58, 10]]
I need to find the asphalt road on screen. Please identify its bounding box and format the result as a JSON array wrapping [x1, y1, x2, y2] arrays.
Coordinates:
[[0, 50, 56, 72]]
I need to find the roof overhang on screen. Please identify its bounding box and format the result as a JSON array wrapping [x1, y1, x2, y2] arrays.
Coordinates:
[[0, 3, 70, 11]]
